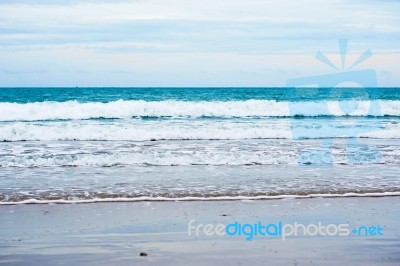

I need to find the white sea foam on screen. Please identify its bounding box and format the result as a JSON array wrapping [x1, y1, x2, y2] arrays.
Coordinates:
[[1, 140, 399, 167], [0, 119, 399, 141], [0, 100, 399, 121], [0, 121, 293, 141], [1, 192, 399, 205], [0, 149, 302, 167]]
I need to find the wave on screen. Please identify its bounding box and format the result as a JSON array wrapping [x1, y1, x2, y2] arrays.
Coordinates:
[[0, 100, 399, 121], [1, 145, 398, 167], [0, 152, 315, 167], [0, 120, 398, 141]]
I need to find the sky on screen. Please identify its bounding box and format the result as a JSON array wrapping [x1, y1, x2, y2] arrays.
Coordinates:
[[0, 0, 399, 87]]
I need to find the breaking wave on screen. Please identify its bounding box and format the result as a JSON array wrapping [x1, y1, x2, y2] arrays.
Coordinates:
[[0, 100, 399, 121]]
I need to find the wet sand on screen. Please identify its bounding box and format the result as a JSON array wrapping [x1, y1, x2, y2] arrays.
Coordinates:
[[0, 197, 399, 265]]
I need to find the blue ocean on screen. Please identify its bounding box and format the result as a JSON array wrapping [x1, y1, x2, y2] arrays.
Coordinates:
[[0, 88, 399, 203]]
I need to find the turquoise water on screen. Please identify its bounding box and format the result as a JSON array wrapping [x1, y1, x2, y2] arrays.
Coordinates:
[[0, 87, 399, 203], [0, 87, 399, 103]]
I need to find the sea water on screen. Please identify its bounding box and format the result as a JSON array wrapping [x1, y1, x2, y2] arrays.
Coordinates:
[[0, 88, 399, 203]]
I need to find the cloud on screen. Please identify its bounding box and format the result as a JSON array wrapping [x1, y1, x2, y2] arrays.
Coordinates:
[[0, 0, 398, 86], [0, 0, 137, 5]]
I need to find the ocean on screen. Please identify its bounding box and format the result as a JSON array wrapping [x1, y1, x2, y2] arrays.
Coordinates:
[[0, 87, 399, 203]]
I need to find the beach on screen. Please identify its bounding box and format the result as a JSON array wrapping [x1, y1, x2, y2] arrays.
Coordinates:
[[1, 197, 399, 265]]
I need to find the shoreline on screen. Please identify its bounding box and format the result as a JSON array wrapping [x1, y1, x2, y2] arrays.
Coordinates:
[[1, 192, 400, 205]]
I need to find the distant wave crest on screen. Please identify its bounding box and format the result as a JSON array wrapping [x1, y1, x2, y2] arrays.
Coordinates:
[[0, 100, 399, 121]]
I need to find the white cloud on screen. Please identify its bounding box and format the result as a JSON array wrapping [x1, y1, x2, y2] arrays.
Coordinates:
[[0, 0, 398, 86]]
